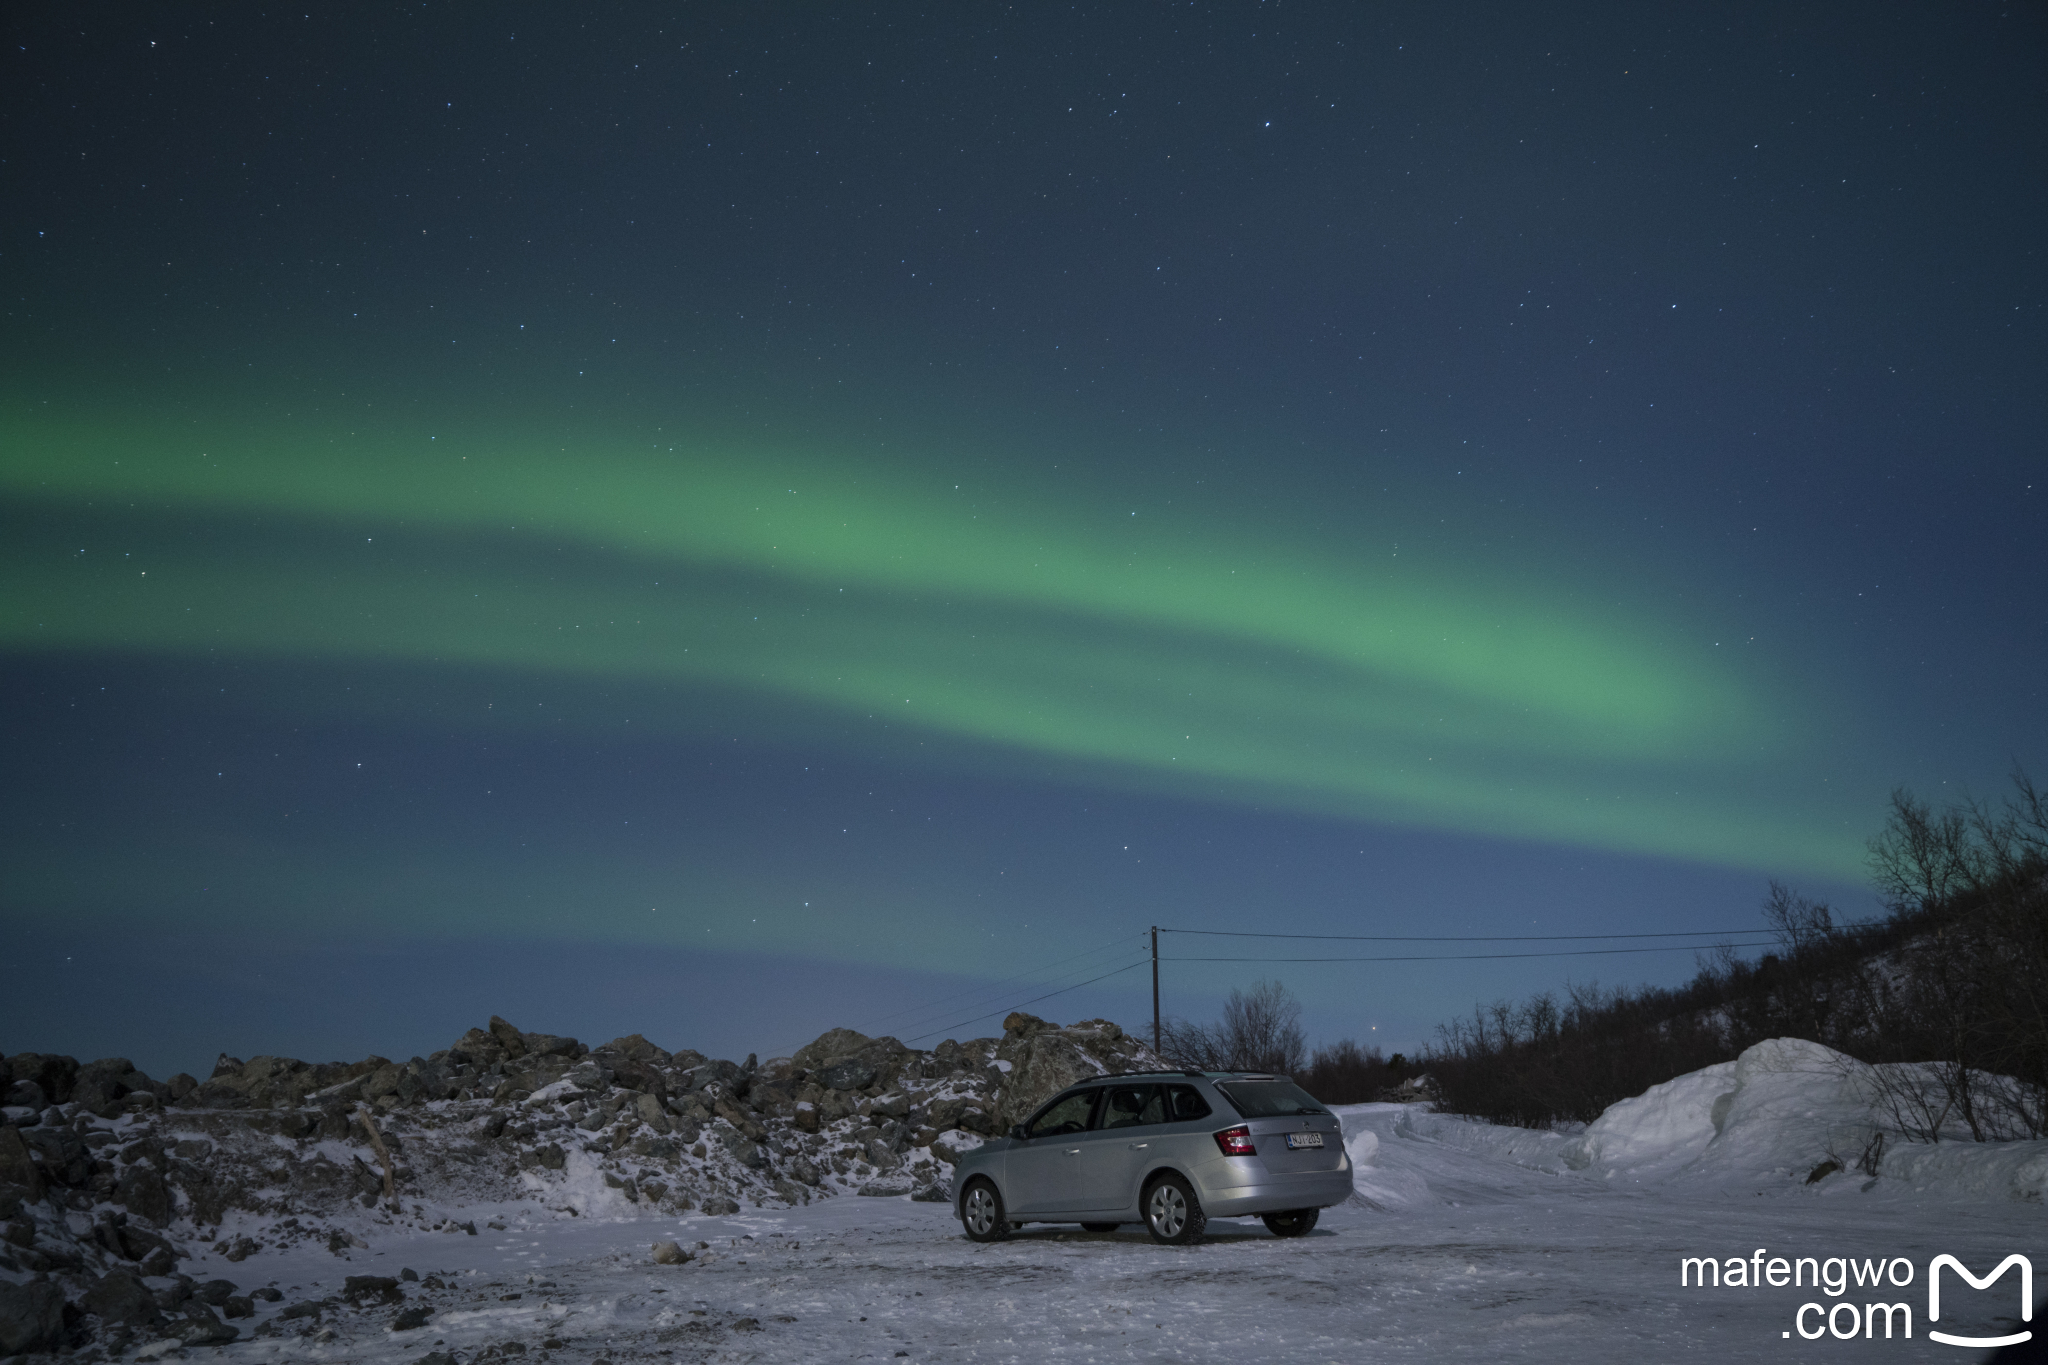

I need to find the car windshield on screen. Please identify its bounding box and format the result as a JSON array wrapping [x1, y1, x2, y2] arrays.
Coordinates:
[[1213, 1079, 1329, 1118]]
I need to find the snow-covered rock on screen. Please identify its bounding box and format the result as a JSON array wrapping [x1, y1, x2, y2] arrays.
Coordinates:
[[0, 1009, 1160, 1353]]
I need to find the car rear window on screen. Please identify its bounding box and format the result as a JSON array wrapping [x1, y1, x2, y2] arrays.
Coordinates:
[[1213, 1079, 1329, 1118], [1164, 1084, 1211, 1122]]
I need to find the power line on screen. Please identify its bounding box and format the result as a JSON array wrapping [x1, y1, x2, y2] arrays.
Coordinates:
[[1166, 941, 1777, 964], [903, 959, 1150, 1046], [1160, 926, 1778, 942], [852, 933, 1148, 1037]]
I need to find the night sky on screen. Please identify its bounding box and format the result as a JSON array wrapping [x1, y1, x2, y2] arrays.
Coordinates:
[[4, 3, 2042, 1081]]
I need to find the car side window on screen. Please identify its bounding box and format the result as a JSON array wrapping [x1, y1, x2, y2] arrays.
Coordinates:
[[1165, 1085, 1212, 1122], [1097, 1084, 1163, 1129], [1026, 1089, 1099, 1139]]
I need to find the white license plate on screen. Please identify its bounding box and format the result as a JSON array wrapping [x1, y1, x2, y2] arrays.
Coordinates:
[[1285, 1132, 1325, 1149]]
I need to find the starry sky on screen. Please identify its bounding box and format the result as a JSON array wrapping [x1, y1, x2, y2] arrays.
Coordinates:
[[3, 3, 2042, 1080]]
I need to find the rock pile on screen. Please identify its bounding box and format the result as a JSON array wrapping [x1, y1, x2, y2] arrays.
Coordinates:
[[0, 1011, 1159, 1355]]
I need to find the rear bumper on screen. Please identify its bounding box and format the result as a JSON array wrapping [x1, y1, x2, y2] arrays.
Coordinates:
[[1197, 1167, 1355, 1217]]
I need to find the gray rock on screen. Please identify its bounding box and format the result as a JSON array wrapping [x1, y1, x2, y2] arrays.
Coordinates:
[[536, 1143, 566, 1170], [0, 1125, 43, 1199], [990, 1015, 1162, 1127], [391, 1304, 433, 1331], [687, 1058, 745, 1093], [343, 1275, 404, 1305], [223, 1296, 254, 1319], [192, 1278, 238, 1306], [488, 1016, 530, 1058], [115, 1164, 173, 1226], [83, 1271, 162, 1329], [4, 1080, 46, 1110], [567, 1060, 613, 1091], [700, 1195, 741, 1216], [818, 1058, 877, 1091], [172, 1302, 240, 1346], [717, 1126, 768, 1169], [73, 1057, 151, 1117], [8, 1053, 78, 1105], [650, 1240, 689, 1265], [23, 1125, 91, 1186], [0, 1278, 66, 1354]]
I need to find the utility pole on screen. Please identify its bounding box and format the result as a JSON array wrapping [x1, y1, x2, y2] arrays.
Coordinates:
[[1151, 926, 1161, 1056]]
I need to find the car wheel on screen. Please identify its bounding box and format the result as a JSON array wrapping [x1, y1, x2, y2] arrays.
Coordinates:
[[960, 1178, 1010, 1242], [1142, 1174, 1206, 1245], [1079, 1222, 1119, 1232], [1261, 1208, 1319, 1238]]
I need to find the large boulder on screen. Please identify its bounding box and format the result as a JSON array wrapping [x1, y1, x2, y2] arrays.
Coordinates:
[[72, 1058, 158, 1117], [6, 1054, 77, 1106], [0, 1279, 66, 1355], [791, 1029, 912, 1094], [115, 1164, 174, 1226], [990, 1016, 1163, 1128], [0, 1125, 44, 1199], [599, 1034, 671, 1065], [791, 1029, 873, 1073], [84, 1270, 163, 1329], [23, 1126, 91, 1187], [488, 1016, 529, 1059]]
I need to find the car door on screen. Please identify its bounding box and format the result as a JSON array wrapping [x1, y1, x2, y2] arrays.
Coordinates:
[[1149, 1082, 1219, 1174], [1073, 1083, 1166, 1214], [1003, 1088, 1101, 1216]]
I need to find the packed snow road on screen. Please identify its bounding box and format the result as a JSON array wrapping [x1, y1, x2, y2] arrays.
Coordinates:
[[170, 1094, 2041, 1364]]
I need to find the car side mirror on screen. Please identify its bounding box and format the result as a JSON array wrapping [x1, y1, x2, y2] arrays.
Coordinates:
[[1008, 1124, 1030, 1142]]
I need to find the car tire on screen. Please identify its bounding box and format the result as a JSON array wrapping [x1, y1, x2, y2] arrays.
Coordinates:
[[1261, 1208, 1319, 1238], [1142, 1174, 1206, 1245], [960, 1178, 1010, 1243], [1079, 1222, 1119, 1232]]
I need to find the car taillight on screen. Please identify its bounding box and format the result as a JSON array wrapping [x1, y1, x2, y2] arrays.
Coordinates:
[[1213, 1125, 1256, 1157]]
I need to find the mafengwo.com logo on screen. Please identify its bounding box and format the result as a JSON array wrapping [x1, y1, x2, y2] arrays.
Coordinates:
[[1680, 1249, 2033, 1346]]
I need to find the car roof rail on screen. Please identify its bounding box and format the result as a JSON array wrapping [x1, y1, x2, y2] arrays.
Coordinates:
[[1100, 1069, 1210, 1080]]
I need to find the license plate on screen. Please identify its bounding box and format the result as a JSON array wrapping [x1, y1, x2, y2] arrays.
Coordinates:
[[1285, 1132, 1325, 1149]]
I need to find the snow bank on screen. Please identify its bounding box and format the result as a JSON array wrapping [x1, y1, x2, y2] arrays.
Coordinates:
[[1560, 1037, 2048, 1201], [1560, 1059, 1739, 1180], [1393, 1107, 1581, 1174]]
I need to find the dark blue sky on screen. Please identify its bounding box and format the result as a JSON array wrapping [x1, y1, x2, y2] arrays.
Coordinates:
[[3, 2, 2041, 1079]]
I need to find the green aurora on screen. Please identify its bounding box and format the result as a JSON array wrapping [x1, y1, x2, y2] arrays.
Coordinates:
[[0, 400, 1857, 880]]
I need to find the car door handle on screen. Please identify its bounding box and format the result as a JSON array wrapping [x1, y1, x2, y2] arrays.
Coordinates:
[[1128, 1142, 1149, 1150], [1063, 1147, 1082, 1155]]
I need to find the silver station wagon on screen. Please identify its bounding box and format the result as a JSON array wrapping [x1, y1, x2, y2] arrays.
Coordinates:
[[951, 1071, 1352, 1244]]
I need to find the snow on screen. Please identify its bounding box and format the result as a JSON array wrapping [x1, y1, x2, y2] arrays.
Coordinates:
[[113, 1039, 2040, 1362]]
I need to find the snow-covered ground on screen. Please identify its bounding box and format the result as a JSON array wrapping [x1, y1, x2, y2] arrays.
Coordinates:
[[147, 1040, 2045, 1363]]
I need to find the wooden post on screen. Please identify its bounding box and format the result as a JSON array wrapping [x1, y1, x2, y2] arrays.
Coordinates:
[[1151, 926, 1161, 1056]]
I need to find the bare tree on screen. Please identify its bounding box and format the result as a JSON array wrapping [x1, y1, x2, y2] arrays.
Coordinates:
[[1160, 979, 1307, 1074], [1219, 979, 1307, 1074]]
